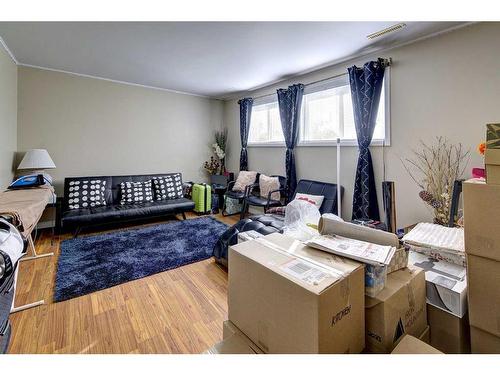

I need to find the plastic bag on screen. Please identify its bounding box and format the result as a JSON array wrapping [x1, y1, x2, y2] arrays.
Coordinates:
[[283, 199, 321, 241]]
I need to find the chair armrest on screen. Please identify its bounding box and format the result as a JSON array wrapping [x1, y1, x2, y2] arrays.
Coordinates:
[[227, 180, 236, 191], [267, 187, 287, 204], [244, 182, 260, 197]]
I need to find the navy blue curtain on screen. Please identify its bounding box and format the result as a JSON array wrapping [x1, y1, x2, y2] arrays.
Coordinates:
[[238, 98, 253, 171], [277, 84, 304, 197], [348, 59, 385, 221]]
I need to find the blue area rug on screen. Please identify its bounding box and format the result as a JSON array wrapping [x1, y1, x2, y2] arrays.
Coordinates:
[[54, 216, 228, 302]]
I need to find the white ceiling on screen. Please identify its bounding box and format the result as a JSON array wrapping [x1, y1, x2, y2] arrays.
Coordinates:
[[0, 22, 466, 99]]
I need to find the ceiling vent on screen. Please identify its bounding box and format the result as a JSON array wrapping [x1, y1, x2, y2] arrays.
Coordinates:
[[367, 23, 407, 40]]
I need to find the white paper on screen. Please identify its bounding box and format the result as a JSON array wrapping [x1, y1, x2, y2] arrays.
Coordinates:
[[306, 234, 396, 266]]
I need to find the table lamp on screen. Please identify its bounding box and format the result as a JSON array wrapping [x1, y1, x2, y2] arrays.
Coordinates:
[[17, 149, 56, 180]]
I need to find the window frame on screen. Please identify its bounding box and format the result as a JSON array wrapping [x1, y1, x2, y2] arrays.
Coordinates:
[[246, 67, 391, 148]]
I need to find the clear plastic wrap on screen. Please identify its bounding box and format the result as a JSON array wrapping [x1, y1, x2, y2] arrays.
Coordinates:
[[283, 200, 321, 241]]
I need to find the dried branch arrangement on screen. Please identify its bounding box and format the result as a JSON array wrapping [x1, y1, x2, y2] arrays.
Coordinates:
[[402, 137, 470, 225]]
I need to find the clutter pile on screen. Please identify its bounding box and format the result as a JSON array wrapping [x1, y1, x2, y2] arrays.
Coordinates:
[[462, 125, 500, 353], [402, 223, 470, 353], [206, 215, 435, 354]]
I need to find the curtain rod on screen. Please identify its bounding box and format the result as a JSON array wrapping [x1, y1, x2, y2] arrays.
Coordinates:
[[249, 57, 392, 101]]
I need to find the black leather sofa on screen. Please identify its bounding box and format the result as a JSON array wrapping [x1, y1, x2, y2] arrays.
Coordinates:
[[213, 179, 343, 266], [61, 173, 195, 236]]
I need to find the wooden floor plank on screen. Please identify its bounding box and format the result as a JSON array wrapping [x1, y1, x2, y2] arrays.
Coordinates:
[[8, 212, 237, 354]]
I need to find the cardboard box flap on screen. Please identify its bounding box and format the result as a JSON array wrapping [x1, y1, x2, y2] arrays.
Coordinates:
[[391, 334, 442, 354], [366, 267, 423, 308], [231, 233, 363, 295], [485, 149, 500, 165]]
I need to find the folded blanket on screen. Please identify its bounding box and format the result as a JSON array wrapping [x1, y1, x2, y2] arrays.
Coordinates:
[[0, 185, 55, 235]]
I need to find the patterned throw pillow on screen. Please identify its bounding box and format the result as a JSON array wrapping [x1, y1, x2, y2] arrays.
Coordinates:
[[152, 174, 183, 200], [120, 180, 154, 204], [294, 193, 325, 209], [68, 179, 107, 209]]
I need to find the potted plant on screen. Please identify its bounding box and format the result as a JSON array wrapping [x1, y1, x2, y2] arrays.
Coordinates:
[[203, 129, 229, 185]]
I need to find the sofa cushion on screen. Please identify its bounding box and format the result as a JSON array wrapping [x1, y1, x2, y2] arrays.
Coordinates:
[[120, 180, 154, 204], [152, 174, 183, 200], [67, 179, 107, 210], [62, 198, 195, 226]]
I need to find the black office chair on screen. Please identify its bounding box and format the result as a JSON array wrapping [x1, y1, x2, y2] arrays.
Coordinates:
[[240, 175, 287, 219]]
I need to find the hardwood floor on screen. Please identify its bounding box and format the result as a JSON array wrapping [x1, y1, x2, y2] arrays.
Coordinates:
[[8, 212, 239, 354]]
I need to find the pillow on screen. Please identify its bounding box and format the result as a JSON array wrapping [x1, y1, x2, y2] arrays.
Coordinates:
[[294, 193, 325, 210], [68, 179, 107, 209], [152, 174, 183, 200], [120, 180, 154, 204], [259, 174, 280, 201], [232, 171, 257, 192]]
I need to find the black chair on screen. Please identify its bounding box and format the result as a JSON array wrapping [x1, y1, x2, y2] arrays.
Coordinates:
[[240, 175, 287, 219], [221, 173, 259, 217], [213, 179, 343, 267]]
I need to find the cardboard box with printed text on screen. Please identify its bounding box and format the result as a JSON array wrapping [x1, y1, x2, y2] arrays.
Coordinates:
[[365, 267, 427, 353], [228, 233, 365, 354]]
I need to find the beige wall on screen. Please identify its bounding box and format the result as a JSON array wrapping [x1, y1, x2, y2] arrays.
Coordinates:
[[224, 22, 500, 227], [18, 66, 224, 194], [0, 45, 17, 189]]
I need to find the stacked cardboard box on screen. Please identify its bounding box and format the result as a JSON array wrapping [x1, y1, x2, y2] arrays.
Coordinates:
[[407, 250, 471, 353], [228, 233, 365, 354], [486, 123, 500, 184], [364, 267, 428, 353], [463, 179, 500, 353]]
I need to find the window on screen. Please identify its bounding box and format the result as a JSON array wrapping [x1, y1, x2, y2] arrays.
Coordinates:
[[247, 70, 389, 146], [299, 75, 387, 146], [248, 102, 284, 144]]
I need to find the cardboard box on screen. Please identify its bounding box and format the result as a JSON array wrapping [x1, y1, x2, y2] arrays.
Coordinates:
[[228, 233, 365, 354], [463, 180, 500, 262], [470, 325, 500, 354], [467, 254, 500, 337], [485, 149, 500, 185], [365, 267, 427, 353], [408, 251, 467, 318], [391, 334, 442, 354], [427, 304, 470, 353], [204, 334, 260, 354], [486, 123, 500, 149]]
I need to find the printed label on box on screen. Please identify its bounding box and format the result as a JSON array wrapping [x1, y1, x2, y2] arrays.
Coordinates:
[[280, 259, 330, 286]]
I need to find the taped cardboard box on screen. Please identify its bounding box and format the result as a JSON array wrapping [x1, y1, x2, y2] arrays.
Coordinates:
[[408, 250, 467, 318], [365, 267, 427, 353], [228, 233, 365, 354], [463, 180, 500, 262], [470, 325, 500, 354], [427, 304, 470, 354], [467, 254, 500, 337], [485, 149, 500, 185], [391, 334, 442, 354]]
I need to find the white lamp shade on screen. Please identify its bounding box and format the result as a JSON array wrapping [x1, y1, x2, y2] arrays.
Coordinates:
[[18, 149, 56, 170]]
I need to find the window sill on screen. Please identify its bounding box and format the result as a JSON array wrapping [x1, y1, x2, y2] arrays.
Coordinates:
[[247, 139, 390, 148]]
